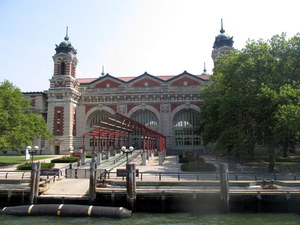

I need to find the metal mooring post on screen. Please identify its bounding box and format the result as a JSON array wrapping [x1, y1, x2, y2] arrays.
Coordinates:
[[126, 164, 136, 211], [219, 163, 230, 213]]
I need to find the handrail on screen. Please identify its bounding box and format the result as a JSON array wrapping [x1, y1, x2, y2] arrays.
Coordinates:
[[113, 154, 125, 165], [104, 171, 300, 182], [43, 169, 63, 185], [0, 171, 31, 180]]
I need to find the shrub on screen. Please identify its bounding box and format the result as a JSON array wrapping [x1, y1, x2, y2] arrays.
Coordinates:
[[17, 163, 32, 170], [179, 157, 205, 164], [17, 162, 55, 170], [276, 156, 300, 163], [41, 163, 55, 168], [181, 162, 217, 172], [86, 153, 92, 158], [51, 157, 79, 163]]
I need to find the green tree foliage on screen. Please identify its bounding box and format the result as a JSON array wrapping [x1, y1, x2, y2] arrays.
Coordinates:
[[200, 33, 300, 172], [0, 80, 51, 151]]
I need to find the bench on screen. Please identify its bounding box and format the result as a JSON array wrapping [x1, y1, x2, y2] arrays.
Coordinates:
[[40, 168, 60, 176], [116, 169, 139, 177]]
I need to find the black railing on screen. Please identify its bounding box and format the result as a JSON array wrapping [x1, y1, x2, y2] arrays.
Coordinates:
[[102, 171, 300, 182], [65, 169, 105, 179], [0, 171, 31, 179]]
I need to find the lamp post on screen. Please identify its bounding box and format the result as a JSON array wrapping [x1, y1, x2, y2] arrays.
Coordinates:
[[26, 146, 39, 163], [121, 146, 134, 164]]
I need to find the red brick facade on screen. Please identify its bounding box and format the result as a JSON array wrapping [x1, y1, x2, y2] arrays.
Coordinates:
[[53, 106, 64, 136], [132, 78, 161, 87], [127, 104, 138, 112], [170, 77, 201, 86], [71, 62, 76, 77], [73, 107, 76, 136], [149, 103, 160, 112], [94, 79, 121, 88], [85, 105, 96, 114]]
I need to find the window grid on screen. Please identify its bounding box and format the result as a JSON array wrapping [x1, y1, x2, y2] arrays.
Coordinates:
[[173, 110, 201, 148]]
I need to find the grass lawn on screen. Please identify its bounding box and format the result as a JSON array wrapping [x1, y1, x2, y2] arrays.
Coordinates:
[[0, 156, 51, 167], [242, 155, 300, 172]]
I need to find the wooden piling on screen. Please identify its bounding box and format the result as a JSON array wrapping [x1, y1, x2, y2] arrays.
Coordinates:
[[29, 163, 37, 204], [219, 163, 230, 213], [126, 164, 136, 211], [89, 162, 97, 204], [7, 190, 12, 203], [34, 162, 41, 203]]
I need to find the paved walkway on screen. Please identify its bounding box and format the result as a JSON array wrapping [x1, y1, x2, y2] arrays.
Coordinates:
[[43, 179, 89, 195], [41, 155, 179, 196], [110, 154, 180, 173]]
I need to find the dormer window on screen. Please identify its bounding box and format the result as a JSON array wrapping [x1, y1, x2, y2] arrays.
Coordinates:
[[61, 62, 66, 75]]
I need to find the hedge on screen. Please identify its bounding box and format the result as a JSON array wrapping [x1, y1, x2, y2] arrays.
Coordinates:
[[181, 162, 217, 172], [179, 157, 205, 164], [51, 157, 79, 163], [17, 163, 55, 170]]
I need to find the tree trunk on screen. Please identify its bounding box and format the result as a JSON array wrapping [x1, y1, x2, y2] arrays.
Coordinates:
[[268, 143, 276, 173], [282, 136, 289, 157], [289, 139, 296, 154], [247, 142, 255, 161]]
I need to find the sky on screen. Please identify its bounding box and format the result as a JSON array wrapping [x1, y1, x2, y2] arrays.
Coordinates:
[[0, 0, 299, 92]]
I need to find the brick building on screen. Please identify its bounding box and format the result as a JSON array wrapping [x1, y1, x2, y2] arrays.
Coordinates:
[[24, 22, 234, 155]]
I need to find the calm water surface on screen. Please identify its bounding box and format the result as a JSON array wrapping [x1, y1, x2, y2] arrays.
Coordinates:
[[1, 213, 300, 225]]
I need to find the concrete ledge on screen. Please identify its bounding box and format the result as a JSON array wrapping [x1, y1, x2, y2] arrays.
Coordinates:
[[273, 180, 300, 187], [106, 180, 255, 187], [38, 194, 89, 200], [0, 179, 31, 184]]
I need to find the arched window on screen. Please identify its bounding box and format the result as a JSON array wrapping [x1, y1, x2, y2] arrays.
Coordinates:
[[130, 110, 158, 149], [87, 110, 110, 128], [131, 110, 158, 130], [175, 137, 184, 146], [173, 110, 201, 150], [86, 111, 110, 152], [61, 62, 66, 75]]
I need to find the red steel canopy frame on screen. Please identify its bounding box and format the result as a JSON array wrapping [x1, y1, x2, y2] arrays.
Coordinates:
[[82, 113, 166, 154]]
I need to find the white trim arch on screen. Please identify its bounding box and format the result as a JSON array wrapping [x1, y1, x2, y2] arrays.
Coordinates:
[[171, 104, 200, 123], [128, 104, 161, 127], [84, 106, 115, 132], [171, 104, 201, 150]]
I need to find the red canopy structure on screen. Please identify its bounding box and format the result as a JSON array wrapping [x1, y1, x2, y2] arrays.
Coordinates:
[[82, 113, 166, 154]]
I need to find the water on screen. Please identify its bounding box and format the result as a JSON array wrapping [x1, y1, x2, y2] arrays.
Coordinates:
[[1, 213, 300, 225]]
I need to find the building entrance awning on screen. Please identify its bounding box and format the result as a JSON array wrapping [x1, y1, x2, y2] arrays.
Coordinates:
[[83, 113, 166, 153]]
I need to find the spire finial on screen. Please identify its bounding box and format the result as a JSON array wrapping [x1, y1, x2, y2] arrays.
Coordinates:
[[65, 26, 69, 41], [220, 18, 225, 34], [203, 62, 207, 73], [101, 65, 105, 76]]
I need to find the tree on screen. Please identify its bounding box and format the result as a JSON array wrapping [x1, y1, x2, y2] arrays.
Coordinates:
[[0, 80, 51, 151], [200, 33, 300, 172]]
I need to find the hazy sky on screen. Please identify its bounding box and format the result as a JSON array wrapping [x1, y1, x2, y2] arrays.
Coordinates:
[[0, 0, 299, 92]]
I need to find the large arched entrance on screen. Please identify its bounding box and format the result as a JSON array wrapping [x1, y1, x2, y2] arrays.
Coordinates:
[[83, 113, 166, 159], [173, 109, 201, 150], [86, 110, 111, 151], [130, 110, 158, 149]]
